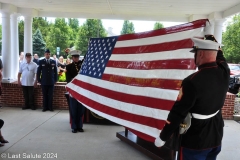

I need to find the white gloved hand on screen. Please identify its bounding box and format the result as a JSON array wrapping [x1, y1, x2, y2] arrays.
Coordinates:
[[204, 21, 213, 35], [154, 137, 165, 147]]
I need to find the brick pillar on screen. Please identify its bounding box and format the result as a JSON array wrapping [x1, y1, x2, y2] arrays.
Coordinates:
[[222, 92, 235, 120]]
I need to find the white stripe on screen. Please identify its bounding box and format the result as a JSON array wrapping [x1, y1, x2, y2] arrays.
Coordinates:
[[71, 75, 179, 101], [78, 101, 161, 138], [192, 110, 219, 119], [110, 48, 194, 61], [67, 82, 170, 120], [115, 28, 204, 48], [104, 68, 195, 80]]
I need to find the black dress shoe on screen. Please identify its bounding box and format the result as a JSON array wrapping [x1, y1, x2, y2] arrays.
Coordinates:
[[22, 107, 29, 110], [31, 108, 36, 110], [72, 129, 77, 133], [49, 109, 54, 112], [78, 128, 84, 132], [42, 109, 47, 112]]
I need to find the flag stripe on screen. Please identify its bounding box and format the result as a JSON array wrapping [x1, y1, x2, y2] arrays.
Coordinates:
[[117, 19, 207, 41], [75, 101, 161, 138], [107, 59, 196, 70], [113, 39, 193, 54], [104, 68, 195, 80], [109, 49, 195, 61], [71, 77, 175, 111], [102, 74, 182, 90], [115, 28, 204, 48], [67, 85, 166, 129], [76, 75, 179, 101]]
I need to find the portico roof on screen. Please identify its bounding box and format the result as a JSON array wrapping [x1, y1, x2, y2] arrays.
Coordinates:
[[0, 0, 240, 21]]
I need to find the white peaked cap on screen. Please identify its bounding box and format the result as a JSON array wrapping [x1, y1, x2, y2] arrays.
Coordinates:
[[69, 50, 82, 56], [190, 38, 222, 53]]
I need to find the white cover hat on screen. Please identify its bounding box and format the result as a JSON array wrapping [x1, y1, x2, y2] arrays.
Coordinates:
[[69, 50, 82, 56], [190, 38, 222, 53]]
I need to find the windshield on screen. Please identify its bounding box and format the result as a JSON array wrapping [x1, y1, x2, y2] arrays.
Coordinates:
[[229, 65, 240, 70]]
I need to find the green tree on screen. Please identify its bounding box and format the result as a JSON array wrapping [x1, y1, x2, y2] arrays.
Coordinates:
[[32, 28, 46, 57], [32, 17, 49, 42], [120, 20, 135, 35], [68, 18, 80, 47], [18, 20, 24, 53], [75, 19, 107, 55], [45, 18, 72, 57], [222, 14, 240, 63], [153, 22, 164, 30]]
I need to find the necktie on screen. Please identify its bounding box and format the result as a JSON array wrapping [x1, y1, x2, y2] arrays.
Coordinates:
[[47, 59, 49, 64]]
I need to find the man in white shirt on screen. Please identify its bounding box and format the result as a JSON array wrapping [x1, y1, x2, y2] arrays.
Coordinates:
[[18, 53, 38, 110]]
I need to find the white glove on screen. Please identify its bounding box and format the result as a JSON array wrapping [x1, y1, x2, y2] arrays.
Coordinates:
[[204, 21, 213, 35], [154, 137, 165, 147]]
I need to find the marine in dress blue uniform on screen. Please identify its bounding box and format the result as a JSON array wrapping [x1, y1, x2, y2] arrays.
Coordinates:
[[65, 50, 85, 133], [156, 36, 230, 160], [37, 49, 58, 112]]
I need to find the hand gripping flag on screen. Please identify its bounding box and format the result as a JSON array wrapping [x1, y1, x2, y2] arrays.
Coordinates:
[[66, 19, 208, 142]]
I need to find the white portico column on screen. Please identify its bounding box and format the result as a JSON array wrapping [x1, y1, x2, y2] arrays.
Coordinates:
[[24, 16, 33, 54], [1, 12, 12, 82], [11, 13, 20, 80], [214, 19, 226, 44]]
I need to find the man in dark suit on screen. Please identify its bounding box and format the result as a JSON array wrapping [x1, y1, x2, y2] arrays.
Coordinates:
[[66, 50, 85, 133], [37, 49, 58, 112]]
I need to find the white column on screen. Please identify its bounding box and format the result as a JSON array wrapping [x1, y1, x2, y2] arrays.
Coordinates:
[[214, 19, 226, 44], [1, 12, 12, 82], [24, 16, 33, 54], [11, 13, 20, 80]]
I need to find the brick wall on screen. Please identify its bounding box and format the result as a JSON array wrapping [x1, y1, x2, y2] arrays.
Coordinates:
[[0, 82, 236, 120], [222, 92, 235, 120], [0, 82, 68, 109]]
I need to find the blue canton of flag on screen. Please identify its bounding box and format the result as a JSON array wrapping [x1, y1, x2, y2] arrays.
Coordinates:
[[80, 36, 118, 79]]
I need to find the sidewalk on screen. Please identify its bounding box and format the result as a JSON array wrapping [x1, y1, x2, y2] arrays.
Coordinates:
[[0, 107, 239, 160]]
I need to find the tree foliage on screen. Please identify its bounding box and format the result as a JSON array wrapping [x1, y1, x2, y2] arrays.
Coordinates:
[[120, 20, 135, 35], [32, 17, 50, 42], [45, 18, 73, 57], [75, 19, 107, 55], [32, 28, 46, 57], [18, 20, 24, 53], [222, 14, 240, 63], [153, 22, 164, 30]]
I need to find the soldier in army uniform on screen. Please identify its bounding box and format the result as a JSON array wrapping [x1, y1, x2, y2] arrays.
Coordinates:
[[66, 50, 85, 133], [155, 36, 229, 160], [37, 49, 58, 112]]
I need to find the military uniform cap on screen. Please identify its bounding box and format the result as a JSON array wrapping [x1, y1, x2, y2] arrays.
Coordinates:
[[69, 50, 82, 56], [190, 37, 222, 53], [45, 49, 50, 53]]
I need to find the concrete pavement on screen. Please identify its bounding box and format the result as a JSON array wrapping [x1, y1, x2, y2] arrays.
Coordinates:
[[0, 107, 239, 160]]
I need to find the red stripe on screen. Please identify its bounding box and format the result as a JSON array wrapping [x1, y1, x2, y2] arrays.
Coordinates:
[[71, 79, 175, 111], [112, 39, 193, 54], [117, 19, 207, 41], [66, 87, 166, 129], [102, 74, 182, 90], [107, 59, 196, 70]]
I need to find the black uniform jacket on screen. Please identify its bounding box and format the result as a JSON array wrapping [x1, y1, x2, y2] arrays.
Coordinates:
[[66, 61, 82, 83], [160, 50, 230, 149]]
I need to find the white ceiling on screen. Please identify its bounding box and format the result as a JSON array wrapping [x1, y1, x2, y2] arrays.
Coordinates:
[[0, 0, 240, 22]]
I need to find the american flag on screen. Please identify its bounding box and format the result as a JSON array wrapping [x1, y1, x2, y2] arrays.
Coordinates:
[[66, 19, 207, 142]]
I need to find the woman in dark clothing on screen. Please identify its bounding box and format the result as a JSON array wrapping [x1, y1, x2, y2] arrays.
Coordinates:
[[0, 119, 9, 147]]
